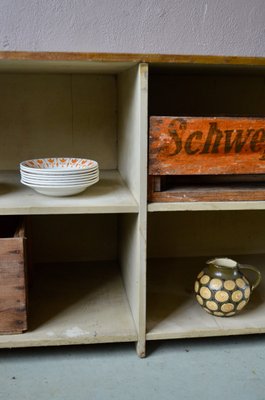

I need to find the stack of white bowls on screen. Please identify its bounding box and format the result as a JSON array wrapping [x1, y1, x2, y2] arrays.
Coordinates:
[[20, 157, 99, 196]]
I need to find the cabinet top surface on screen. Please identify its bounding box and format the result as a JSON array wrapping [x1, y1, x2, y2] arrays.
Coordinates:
[[0, 51, 265, 65], [0, 52, 264, 74]]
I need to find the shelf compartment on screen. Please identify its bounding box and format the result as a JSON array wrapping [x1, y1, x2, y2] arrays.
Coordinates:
[[0, 64, 148, 216], [148, 66, 265, 205], [0, 170, 138, 214], [0, 261, 137, 348], [147, 256, 265, 340]]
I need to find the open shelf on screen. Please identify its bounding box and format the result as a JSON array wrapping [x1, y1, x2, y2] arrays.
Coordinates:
[[0, 261, 137, 348], [0, 170, 138, 214], [147, 256, 265, 340]]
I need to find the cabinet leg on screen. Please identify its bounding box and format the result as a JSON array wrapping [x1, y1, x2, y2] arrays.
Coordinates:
[[136, 339, 146, 358]]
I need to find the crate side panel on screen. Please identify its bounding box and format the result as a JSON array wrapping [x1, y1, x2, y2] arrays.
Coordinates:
[[149, 117, 265, 175], [0, 237, 27, 333]]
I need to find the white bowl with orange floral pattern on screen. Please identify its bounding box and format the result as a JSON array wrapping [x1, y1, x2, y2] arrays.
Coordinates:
[[20, 157, 99, 196], [20, 158, 98, 173]]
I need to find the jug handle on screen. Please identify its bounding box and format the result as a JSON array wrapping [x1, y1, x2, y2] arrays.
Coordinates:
[[238, 264, 262, 291]]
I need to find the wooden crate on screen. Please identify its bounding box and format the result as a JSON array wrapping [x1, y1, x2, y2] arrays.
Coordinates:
[[0, 217, 28, 334], [149, 116, 265, 202]]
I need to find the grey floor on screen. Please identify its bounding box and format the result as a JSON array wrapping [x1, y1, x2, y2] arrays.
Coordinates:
[[1, 335, 265, 400]]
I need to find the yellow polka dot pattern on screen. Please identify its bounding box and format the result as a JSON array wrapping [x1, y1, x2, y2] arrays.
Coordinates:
[[206, 301, 218, 311], [215, 291, 229, 302], [221, 303, 234, 313], [194, 272, 251, 317], [200, 287, 211, 299], [231, 290, 243, 302], [200, 275, 210, 285], [224, 280, 236, 291], [196, 295, 203, 305], [209, 278, 222, 290]]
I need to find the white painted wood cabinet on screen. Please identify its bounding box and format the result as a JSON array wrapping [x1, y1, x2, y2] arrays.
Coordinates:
[[0, 52, 264, 357]]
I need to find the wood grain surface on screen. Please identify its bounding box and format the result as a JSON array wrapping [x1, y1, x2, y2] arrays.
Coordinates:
[[0, 51, 264, 66], [0, 219, 27, 334], [149, 117, 265, 176]]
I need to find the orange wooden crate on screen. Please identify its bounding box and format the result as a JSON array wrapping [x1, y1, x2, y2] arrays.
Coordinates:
[[0, 217, 28, 334], [149, 116, 265, 202]]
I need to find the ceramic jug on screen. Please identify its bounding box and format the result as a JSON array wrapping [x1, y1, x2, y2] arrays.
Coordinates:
[[194, 257, 261, 317]]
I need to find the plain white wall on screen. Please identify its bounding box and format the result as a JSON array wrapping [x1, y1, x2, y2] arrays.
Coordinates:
[[0, 0, 264, 56]]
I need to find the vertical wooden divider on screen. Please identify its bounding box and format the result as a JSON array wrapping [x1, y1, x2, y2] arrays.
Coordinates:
[[118, 63, 148, 357]]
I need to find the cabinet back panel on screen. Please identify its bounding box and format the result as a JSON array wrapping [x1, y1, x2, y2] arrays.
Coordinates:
[[149, 74, 265, 117], [30, 214, 117, 263], [148, 211, 265, 258], [0, 74, 116, 169]]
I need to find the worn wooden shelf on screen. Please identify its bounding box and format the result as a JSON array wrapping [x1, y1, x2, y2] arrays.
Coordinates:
[[0, 261, 137, 348], [0, 170, 138, 214], [148, 182, 265, 204], [147, 256, 265, 340], [148, 201, 265, 212]]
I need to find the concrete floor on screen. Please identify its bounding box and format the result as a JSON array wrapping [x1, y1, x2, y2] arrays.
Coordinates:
[[1, 335, 265, 400]]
